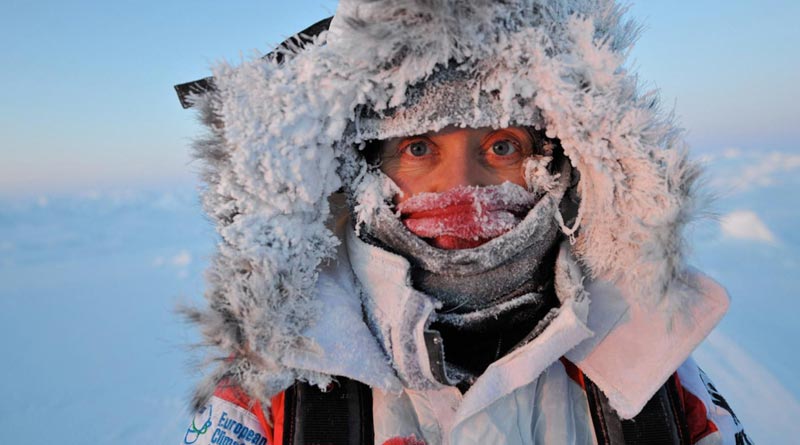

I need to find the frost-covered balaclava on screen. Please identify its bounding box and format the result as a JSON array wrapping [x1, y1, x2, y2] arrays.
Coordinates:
[[342, 52, 582, 349], [355, 144, 575, 385], [185, 0, 703, 408]]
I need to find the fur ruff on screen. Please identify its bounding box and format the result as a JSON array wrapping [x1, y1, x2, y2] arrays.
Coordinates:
[[185, 0, 705, 409]]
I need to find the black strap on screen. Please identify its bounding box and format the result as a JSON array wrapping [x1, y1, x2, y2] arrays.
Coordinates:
[[174, 16, 333, 109], [282, 377, 374, 445], [585, 375, 689, 445], [280, 372, 694, 445]]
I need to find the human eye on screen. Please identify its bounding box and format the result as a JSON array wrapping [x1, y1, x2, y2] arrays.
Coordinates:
[[401, 140, 433, 158], [490, 139, 518, 156]]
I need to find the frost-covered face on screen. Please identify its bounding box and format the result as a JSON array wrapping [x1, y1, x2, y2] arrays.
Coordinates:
[[377, 126, 537, 249], [378, 126, 533, 199]]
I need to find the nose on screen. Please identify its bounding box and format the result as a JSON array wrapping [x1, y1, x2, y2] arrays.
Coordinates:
[[434, 149, 489, 192]]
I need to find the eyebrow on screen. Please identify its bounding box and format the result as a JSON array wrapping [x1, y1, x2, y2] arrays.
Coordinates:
[[480, 128, 533, 147]]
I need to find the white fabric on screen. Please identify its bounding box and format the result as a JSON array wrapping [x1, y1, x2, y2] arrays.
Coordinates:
[[346, 221, 443, 389], [348, 222, 730, 417], [677, 357, 748, 445], [282, 218, 402, 392], [180, 395, 267, 445], [279, 221, 731, 443], [374, 361, 599, 445], [566, 272, 729, 419]]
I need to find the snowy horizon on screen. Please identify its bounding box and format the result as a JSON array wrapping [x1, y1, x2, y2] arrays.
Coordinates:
[[2, 149, 800, 443], [1, 0, 798, 443]]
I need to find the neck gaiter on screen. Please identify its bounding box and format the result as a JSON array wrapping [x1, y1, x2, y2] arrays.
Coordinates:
[[359, 160, 573, 386]]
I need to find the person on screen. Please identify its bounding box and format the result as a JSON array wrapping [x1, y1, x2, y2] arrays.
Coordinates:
[[176, 1, 752, 444]]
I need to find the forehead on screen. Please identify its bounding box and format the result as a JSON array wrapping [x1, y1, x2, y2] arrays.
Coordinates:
[[385, 125, 531, 143]]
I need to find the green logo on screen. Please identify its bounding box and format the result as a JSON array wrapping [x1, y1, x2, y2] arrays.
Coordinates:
[[184, 404, 213, 444]]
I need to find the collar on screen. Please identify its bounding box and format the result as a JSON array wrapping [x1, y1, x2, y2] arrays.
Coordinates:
[[348, 226, 594, 419], [565, 266, 729, 419], [346, 224, 728, 420], [280, 217, 402, 393]]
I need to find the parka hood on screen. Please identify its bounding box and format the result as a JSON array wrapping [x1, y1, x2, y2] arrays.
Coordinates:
[[185, 0, 711, 410]]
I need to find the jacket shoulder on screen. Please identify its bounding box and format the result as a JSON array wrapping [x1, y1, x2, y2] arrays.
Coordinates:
[[675, 357, 753, 445], [180, 381, 279, 445]]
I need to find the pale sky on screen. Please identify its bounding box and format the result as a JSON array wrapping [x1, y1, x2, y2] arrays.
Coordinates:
[[1, 0, 797, 195]]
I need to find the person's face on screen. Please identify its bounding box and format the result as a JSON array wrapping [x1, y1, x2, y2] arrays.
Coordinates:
[[377, 126, 534, 202]]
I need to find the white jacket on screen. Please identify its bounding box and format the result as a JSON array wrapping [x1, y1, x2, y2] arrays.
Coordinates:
[[180, 216, 748, 444], [265, 217, 742, 444], [177, 0, 752, 443]]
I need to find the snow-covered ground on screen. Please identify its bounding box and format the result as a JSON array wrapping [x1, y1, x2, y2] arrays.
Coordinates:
[[1, 150, 798, 443], [687, 149, 800, 442], [0, 187, 212, 443]]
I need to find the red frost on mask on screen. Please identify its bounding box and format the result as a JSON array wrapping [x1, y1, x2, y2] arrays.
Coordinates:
[[397, 184, 537, 250], [382, 436, 427, 445]]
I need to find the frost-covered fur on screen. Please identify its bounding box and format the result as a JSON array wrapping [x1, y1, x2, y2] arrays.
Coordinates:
[[186, 0, 703, 409]]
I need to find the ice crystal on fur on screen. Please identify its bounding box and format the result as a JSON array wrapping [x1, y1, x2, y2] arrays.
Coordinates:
[[184, 0, 704, 409]]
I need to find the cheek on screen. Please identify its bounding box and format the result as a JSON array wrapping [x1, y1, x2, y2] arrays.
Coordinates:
[[380, 164, 428, 204], [492, 163, 528, 188], [391, 176, 430, 204]]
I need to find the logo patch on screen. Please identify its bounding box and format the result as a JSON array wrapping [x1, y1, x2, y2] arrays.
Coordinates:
[[184, 404, 213, 444], [180, 395, 266, 445]]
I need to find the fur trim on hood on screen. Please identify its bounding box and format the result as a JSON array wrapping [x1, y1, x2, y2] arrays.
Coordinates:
[[184, 0, 704, 409]]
